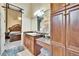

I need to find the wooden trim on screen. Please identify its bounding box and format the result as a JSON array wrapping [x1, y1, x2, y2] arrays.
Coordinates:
[[4, 3, 23, 32], [52, 41, 65, 49], [51, 8, 65, 15], [66, 4, 79, 10], [51, 4, 79, 15], [2, 6, 24, 13], [51, 4, 65, 15], [8, 3, 24, 10], [67, 47, 79, 54], [64, 3, 67, 55], [5, 3, 8, 32], [21, 10, 22, 33]]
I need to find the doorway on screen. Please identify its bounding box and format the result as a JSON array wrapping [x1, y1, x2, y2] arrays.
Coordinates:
[[2, 3, 23, 45]]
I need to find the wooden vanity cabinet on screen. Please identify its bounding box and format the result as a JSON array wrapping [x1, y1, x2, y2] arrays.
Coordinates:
[[24, 34, 42, 56], [51, 3, 79, 56], [24, 34, 33, 53]]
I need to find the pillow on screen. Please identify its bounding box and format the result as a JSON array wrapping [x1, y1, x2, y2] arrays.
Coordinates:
[[9, 31, 21, 35]]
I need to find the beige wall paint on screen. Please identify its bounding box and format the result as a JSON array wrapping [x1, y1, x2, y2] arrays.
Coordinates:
[[7, 9, 21, 31], [0, 4, 6, 54], [12, 3, 32, 32]]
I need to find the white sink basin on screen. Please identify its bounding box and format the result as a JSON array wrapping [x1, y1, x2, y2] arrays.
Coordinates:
[[26, 33, 40, 36]]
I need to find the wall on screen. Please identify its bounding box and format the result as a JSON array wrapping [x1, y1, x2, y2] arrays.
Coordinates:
[[0, 4, 5, 55], [12, 3, 32, 32], [11, 3, 32, 45], [7, 9, 21, 32]]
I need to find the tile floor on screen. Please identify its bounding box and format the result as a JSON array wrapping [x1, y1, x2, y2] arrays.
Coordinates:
[[1, 40, 24, 56], [1, 39, 52, 56]]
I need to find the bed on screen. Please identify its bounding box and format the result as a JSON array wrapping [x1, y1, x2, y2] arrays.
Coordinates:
[[8, 24, 21, 42]]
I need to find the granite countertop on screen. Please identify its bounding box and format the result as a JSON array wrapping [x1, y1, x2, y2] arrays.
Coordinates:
[[24, 31, 43, 37], [36, 37, 50, 45], [25, 33, 41, 36], [24, 31, 50, 37]]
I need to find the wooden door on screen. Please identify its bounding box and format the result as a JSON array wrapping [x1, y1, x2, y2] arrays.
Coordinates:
[[52, 11, 66, 45], [51, 9, 66, 55], [53, 45, 65, 56], [66, 4, 79, 55]]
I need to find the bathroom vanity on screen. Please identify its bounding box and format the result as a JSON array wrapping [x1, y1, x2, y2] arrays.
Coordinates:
[[23, 31, 51, 56], [36, 37, 51, 51], [23, 32, 42, 56]]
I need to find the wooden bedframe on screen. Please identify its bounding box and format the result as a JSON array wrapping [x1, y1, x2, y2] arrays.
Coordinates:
[[8, 24, 21, 42]]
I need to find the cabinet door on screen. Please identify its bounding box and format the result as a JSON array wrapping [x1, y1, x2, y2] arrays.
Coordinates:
[[24, 35, 31, 51], [51, 10, 66, 55], [66, 4, 79, 55], [53, 46, 65, 56], [52, 11, 65, 45]]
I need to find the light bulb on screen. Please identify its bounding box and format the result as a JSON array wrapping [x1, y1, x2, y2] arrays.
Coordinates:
[[18, 17, 21, 20]]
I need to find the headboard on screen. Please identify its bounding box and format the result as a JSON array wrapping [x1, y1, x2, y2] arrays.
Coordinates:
[[9, 24, 21, 32]]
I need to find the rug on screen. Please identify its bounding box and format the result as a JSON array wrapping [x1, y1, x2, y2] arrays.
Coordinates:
[[1, 46, 24, 56]]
